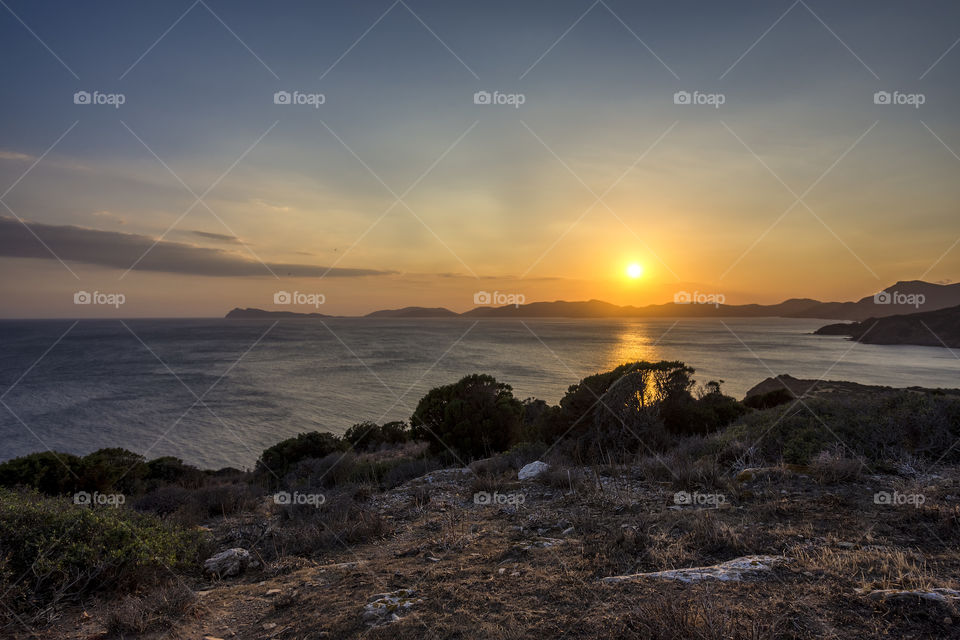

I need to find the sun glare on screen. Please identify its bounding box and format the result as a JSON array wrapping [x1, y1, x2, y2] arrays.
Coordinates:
[[626, 263, 644, 279]]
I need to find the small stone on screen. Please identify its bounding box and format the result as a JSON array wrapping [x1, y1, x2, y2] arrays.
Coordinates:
[[203, 548, 251, 578], [498, 568, 505, 574], [518, 461, 550, 480], [262, 622, 277, 630]]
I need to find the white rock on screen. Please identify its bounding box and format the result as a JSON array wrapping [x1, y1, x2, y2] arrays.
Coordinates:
[[518, 461, 550, 480], [601, 555, 789, 584], [203, 548, 250, 577], [860, 587, 960, 604]]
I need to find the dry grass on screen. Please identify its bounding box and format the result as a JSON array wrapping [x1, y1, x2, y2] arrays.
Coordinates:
[[809, 449, 865, 484], [794, 546, 945, 591], [630, 591, 783, 640], [105, 582, 199, 635], [24, 462, 960, 640]]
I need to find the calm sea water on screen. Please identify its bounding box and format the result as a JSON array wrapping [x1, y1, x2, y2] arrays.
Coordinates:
[[1, 317, 958, 469]]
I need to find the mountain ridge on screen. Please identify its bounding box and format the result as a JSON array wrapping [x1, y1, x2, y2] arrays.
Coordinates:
[[226, 280, 960, 321]]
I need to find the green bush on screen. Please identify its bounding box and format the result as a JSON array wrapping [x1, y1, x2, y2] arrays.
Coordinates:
[[256, 431, 346, 478], [0, 451, 82, 495], [342, 420, 411, 451], [663, 382, 750, 436], [143, 456, 206, 490], [0, 448, 208, 497], [0, 488, 208, 613], [410, 374, 522, 460], [551, 361, 694, 440], [723, 389, 960, 465]]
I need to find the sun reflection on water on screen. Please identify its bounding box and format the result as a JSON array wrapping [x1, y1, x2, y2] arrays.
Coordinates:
[[604, 323, 663, 369]]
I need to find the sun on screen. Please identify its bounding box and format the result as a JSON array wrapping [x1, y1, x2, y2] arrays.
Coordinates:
[[626, 263, 644, 279]]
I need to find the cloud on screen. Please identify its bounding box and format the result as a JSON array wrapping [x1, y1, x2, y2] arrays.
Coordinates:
[[0, 216, 395, 278], [0, 150, 36, 162], [91, 210, 127, 225], [185, 230, 241, 243], [251, 198, 292, 213]]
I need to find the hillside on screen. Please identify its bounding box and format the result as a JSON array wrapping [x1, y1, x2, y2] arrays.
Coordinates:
[[815, 303, 960, 348], [365, 307, 458, 318]]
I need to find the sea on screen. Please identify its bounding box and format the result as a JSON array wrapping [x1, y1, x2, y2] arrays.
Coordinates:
[[1, 317, 958, 469]]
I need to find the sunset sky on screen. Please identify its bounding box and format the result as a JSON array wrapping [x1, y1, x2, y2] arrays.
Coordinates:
[[1, 0, 959, 317]]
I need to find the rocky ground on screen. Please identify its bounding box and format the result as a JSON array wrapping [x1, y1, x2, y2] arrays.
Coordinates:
[[33, 460, 960, 640]]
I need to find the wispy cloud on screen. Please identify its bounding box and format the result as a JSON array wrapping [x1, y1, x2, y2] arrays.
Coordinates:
[[0, 150, 36, 162], [91, 210, 127, 225]]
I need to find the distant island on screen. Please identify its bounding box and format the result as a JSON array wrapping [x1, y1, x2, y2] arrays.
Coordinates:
[[227, 279, 960, 323], [815, 303, 960, 348]]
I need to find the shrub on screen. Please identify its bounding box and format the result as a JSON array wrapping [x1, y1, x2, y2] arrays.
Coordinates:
[[410, 374, 522, 460], [267, 494, 390, 557], [134, 485, 193, 517], [0, 488, 208, 613], [0, 451, 82, 495], [342, 421, 411, 451], [77, 447, 147, 494], [664, 382, 750, 436], [548, 361, 694, 445], [256, 431, 346, 479], [0, 450, 212, 498], [282, 452, 358, 490], [726, 389, 960, 465], [179, 483, 263, 519], [143, 456, 206, 490]]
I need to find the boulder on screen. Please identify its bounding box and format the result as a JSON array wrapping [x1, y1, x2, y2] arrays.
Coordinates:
[[203, 548, 251, 577], [518, 461, 550, 480]]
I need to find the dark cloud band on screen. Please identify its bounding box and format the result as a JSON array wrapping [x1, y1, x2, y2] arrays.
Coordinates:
[[0, 217, 393, 278]]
